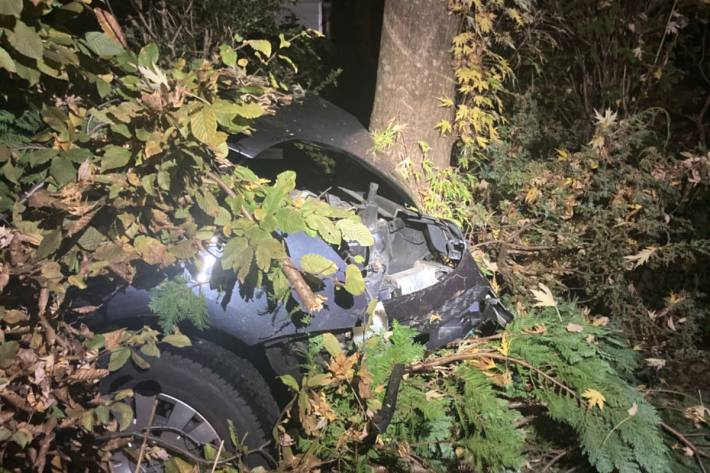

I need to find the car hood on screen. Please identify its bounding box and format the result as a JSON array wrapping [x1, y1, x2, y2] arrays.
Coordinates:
[[228, 94, 417, 206]]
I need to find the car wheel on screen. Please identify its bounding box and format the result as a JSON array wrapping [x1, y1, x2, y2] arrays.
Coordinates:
[[100, 338, 279, 471]]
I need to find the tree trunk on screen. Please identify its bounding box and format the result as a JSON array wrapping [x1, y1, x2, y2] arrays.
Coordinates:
[[370, 0, 459, 178]]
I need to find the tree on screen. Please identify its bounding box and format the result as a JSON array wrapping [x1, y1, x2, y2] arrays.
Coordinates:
[[369, 0, 459, 176]]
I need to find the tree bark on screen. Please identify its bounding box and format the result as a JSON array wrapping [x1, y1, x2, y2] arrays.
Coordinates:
[[370, 0, 459, 176]]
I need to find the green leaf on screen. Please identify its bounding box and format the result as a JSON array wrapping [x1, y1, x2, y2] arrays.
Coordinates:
[[233, 102, 265, 119], [344, 264, 366, 295], [1, 161, 22, 184], [108, 346, 131, 371], [0, 46, 16, 73], [275, 208, 305, 233], [100, 145, 131, 171], [219, 44, 237, 67], [279, 374, 300, 392], [0, 341, 19, 369], [306, 214, 341, 245], [195, 190, 220, 217], [109, 402, 133, 431], [28, 148, 57, 167], [130, 350, 150, 369], [50, 156, 75, 187], [337, 219, 374, 246], [140, 342, 160, 358], [0, 0, 22, 17], [162, 333, 192, 348], [10, 428, 32, 448], [300, 253, 338, 276], [190, 107, 218, 145], [36, 229, 62, 259], [255, 238, 284, 271], [165, 457, 195, 473], [246, 39, 272, 58], [321, 332, 342, 357], [84, 32, 123, 57], [11, 21, 43, 59], [138, 43, 159, 67]]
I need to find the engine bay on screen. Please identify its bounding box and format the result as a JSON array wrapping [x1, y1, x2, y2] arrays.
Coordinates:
[[300, 183, 468, 301]]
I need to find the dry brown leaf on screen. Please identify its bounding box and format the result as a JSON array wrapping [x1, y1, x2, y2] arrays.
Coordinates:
[[566, 322, 583, 333]]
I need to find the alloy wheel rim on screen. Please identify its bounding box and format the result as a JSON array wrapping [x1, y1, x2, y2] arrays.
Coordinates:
[[111, 392, 221, 473]]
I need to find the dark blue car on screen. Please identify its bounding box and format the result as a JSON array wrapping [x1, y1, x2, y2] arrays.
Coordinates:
[[93, 95, 511, 471]]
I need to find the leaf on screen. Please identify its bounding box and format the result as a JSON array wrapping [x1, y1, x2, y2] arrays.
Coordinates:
[[162, 333, 191, 348], [624, 246, 657, 270], [321, 333, 342, 357], [627, 402, 638, 417], [219, 44, 237, 67], [11, 21, 43, 59], [190, 106, 218, 145], [165, 457, 195, 473], [138, 43, 159, 68], [10, 428, 32, 448], [300, 253, 338, 276], [0, 46, 16, 73], [110, 402, 133, 431], [0, 0, 22, 17], [566, 323, 583, 333], [50, 156, 75, 187], [275, 208, 305, 233], [233, 102, 265, 119], [140, 342, 160, 358], [36, 229, 62, 259], [582, 388, 606, 411], [306, 214, 340, 245], [108, 346, 131, 371], [84, 31, 124, 57], [131, 350, 150, 369], [337, 219, 374, 246], [0, 341, 19, 369], [100, 145, 131, 171], [531, 283, 556, 308], [645, 357, 666, 369], [279, 374, 300, 392], [344, 264, 365, 295], [246, 39, 272, 58]]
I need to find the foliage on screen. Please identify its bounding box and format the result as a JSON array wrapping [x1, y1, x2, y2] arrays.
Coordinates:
[[276, 302, 670, 473], [120, 0, 335, 92], [0, 0, 369, 470], [148, 276, 208, 332], [445, 0, 536, 155]]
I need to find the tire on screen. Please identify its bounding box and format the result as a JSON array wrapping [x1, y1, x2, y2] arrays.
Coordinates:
[[100, 337, 279, 469]]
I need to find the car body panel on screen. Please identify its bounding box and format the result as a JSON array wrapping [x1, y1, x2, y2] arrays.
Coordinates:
[[89, 96, 511, 353], [229, 94, 416, 206]]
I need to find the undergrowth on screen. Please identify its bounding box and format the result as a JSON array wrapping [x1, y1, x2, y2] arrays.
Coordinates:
[[277, 302, 670, 472]]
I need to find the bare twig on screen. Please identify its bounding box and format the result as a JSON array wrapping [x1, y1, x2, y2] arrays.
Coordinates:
[[210, 439, 224, 473], [134, 397, 158, 473], [541, 450, 568, 473], [662, 421, 710, 473]]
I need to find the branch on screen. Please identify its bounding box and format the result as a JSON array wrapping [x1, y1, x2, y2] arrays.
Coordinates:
[[408, 351, 578, 399]]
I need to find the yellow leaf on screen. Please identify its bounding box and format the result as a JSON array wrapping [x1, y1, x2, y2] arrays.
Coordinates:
[[582, 388, 606, 411], [531, 283, 556, 308], [524, 186, 540, 205], [556, 148, 570, 160]]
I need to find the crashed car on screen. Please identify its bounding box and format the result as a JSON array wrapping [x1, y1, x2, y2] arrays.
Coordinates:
[[89, 95, 512, 470]]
